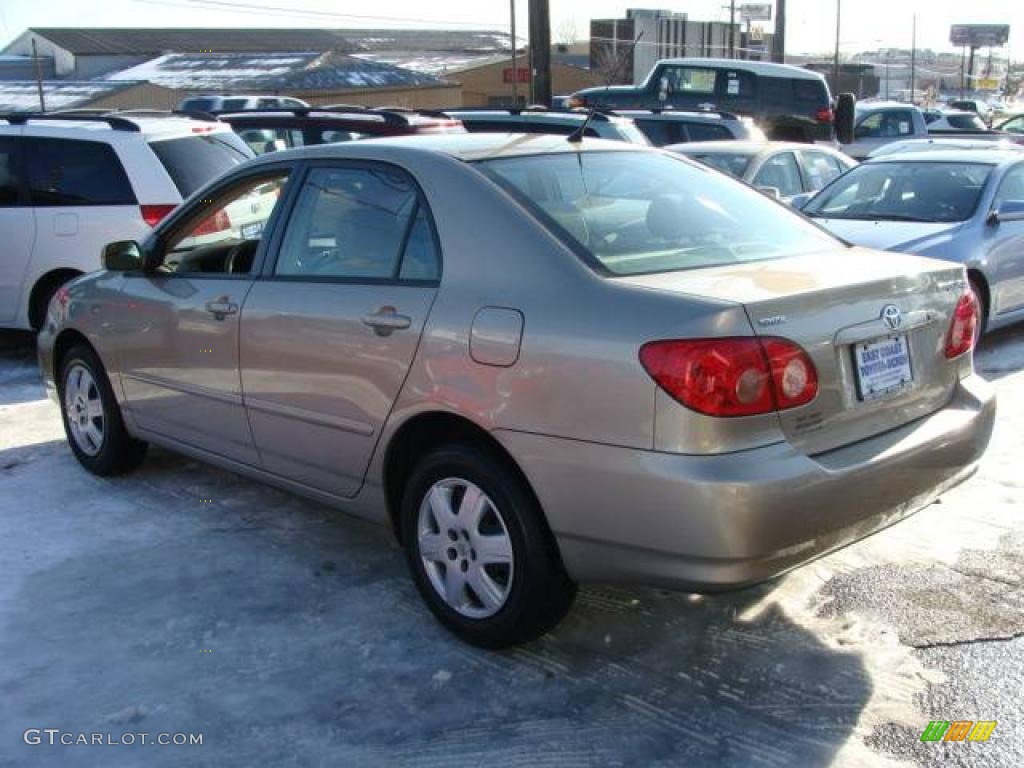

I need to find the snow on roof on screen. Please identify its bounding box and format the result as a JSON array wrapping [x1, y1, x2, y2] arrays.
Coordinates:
[[104, 51, 448, 92], [352, 51, 507, 76], [0, 80, 142, 111]]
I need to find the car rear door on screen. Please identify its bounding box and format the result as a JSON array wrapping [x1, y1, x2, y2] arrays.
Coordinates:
[[239, 161, 440, 498], [0, 134, 35, 326]]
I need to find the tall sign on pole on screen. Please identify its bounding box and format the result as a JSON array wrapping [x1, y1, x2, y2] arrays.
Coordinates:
[[528, 0, 552, 107]]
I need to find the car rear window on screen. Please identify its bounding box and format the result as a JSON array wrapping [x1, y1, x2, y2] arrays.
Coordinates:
[[685, 123, 731, 141], [25, 137, 136, 206], [477, 151, 840, 276], [687, 152, 752, 177], [148, 133, 252, 197], [944, 114, 987, 131]]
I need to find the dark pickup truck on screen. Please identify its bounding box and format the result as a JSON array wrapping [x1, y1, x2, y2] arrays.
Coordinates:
[[568, 58, 845, 144]]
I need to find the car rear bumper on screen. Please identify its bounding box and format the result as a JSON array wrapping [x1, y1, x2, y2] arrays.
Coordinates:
[[496, 374, 995, 591]]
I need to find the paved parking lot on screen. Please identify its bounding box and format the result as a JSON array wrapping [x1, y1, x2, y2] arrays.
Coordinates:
[[1, 327, 1022, 767]]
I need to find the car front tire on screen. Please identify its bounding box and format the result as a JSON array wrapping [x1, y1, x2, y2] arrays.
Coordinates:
[[58, 344, 147, 476], [400, 443, 576, 648]]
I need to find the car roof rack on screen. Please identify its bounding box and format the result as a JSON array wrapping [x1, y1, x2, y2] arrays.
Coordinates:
[[105, 108, 221, 123], [609, 107, 740, 120], [0, 112, 141, 131], [443, 107, 614, 122], [217, 105, 455, 127]]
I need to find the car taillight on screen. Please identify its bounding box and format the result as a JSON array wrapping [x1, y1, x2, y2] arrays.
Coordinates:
[[140, 204, 176, 227], [639, 337, 818, 418], [814, 107, 834, 124], [192, 208, 232, 236], [945, 291, 979, 359]]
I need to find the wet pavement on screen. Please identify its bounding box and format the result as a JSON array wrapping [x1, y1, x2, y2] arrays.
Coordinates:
[[1, 325, 1022, 767]]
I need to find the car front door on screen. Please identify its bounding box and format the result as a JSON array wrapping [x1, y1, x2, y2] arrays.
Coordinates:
[[239, 162, 441, 498], [0, 135, 34, 326], [116, 166, 293, 465], [987, 163, 1024, 314]]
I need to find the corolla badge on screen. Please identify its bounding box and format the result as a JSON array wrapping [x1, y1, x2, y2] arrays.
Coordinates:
[[881, 304, 902, 331]]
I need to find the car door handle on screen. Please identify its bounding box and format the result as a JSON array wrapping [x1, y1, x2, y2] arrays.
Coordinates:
[[205, 297, 238, 320], [362, 306, 411, 336]]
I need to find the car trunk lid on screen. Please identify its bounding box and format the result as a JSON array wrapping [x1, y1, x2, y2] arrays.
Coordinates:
[[616, 247, 968, 455]]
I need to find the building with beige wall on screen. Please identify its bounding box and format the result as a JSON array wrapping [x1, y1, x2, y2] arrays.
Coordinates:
[[450, 56, 601, 107]]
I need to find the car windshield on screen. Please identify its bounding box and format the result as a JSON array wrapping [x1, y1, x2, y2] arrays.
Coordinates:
[[685, 151, 752, 177], [803, 161, 992, 223], [476, 150, 841, 276]]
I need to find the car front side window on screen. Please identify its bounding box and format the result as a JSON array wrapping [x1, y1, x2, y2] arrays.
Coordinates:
[[157, 171, 291, 276]]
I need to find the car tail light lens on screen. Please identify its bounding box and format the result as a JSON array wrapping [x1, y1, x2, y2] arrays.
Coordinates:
[[140, 204, 176, 227], [945, 291, 979, 359], [192, 208, 232, 236], [639, 337, 818, 417], [814, 107, 834, 124]]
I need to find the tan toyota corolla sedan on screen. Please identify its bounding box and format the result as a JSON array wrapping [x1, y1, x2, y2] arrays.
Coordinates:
[[38, 133, 995, 647]]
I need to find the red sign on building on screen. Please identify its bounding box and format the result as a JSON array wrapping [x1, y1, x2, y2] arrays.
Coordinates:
[[503, 68, 530, 84]]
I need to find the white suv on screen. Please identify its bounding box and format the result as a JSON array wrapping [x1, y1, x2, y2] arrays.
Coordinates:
[[0, 112, 253, 330]]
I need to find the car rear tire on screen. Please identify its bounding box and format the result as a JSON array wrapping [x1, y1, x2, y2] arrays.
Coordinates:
[[400, 443, 576, 648], [58, 345, 147, 476]]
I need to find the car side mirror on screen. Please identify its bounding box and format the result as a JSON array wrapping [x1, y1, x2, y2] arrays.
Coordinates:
[[756, 185, 781, 200], [988, 200, 1024, 224], [102, 240, 143, 272], [789, 192, 814, 210]]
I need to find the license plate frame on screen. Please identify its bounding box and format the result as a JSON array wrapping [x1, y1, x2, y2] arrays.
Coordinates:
[[853, 334, 914, 402]]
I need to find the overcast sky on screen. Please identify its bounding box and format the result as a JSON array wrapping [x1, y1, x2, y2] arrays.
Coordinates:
[[0, 0, 1020, 57]]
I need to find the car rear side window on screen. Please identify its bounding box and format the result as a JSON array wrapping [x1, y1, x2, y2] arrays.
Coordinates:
[[0, 137, 20, 206], [25, 138, 135, 206], [794, 79, 828, 104], [275, 166, 438, 281], [148, 134, 251, 197]]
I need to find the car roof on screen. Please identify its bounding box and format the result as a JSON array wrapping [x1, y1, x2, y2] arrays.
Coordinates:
[[244, 132, 640, 166], [449, 110, 608, 124], [0, 112, 232, 139], [654, 57, 825, 81], [855, 101, 919, 112], [671, 140, 814, 154], [611, 109, 740, 122], [865, 149, 1021, 165]]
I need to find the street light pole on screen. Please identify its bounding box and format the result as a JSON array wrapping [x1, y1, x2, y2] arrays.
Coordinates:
[[510, 0, 518, 107], [527, 0, 552, 107], [910, 14, 916, 104]]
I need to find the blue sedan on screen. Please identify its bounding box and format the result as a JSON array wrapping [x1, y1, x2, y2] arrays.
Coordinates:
[[801, 150, 1024, 337]]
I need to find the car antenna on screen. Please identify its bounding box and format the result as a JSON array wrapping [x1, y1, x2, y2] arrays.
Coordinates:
[[567, 32, 643, 144]]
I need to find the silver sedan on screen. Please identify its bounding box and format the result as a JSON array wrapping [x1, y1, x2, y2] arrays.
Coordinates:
[[38, 134, 994, 647], [801, 149, 1024, 337], [666, 141, 856, 203]]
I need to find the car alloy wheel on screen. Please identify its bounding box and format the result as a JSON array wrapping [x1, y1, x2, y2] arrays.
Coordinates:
[[64, 363, 105, 456], [416, 477, 514, 619]]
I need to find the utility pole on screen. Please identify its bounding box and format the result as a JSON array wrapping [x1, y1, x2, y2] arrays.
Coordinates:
[[833, 0, 841, 97], [771, 0, 786, 63], [729, 0, 736, 59], [527, 0, 552, 107], [510, 0, 518, 107], [32, 38, 46, 112], [909, 14, 916, 103]]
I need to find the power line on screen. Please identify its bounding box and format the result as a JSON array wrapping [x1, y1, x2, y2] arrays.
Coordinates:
[[133, 0, 510, 30]]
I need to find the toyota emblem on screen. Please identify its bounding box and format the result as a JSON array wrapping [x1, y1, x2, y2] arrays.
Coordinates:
[[881, 304, 902, 331]]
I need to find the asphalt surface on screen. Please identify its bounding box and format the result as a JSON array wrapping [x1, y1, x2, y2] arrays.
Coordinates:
[[1, 325, 1022, 768]]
